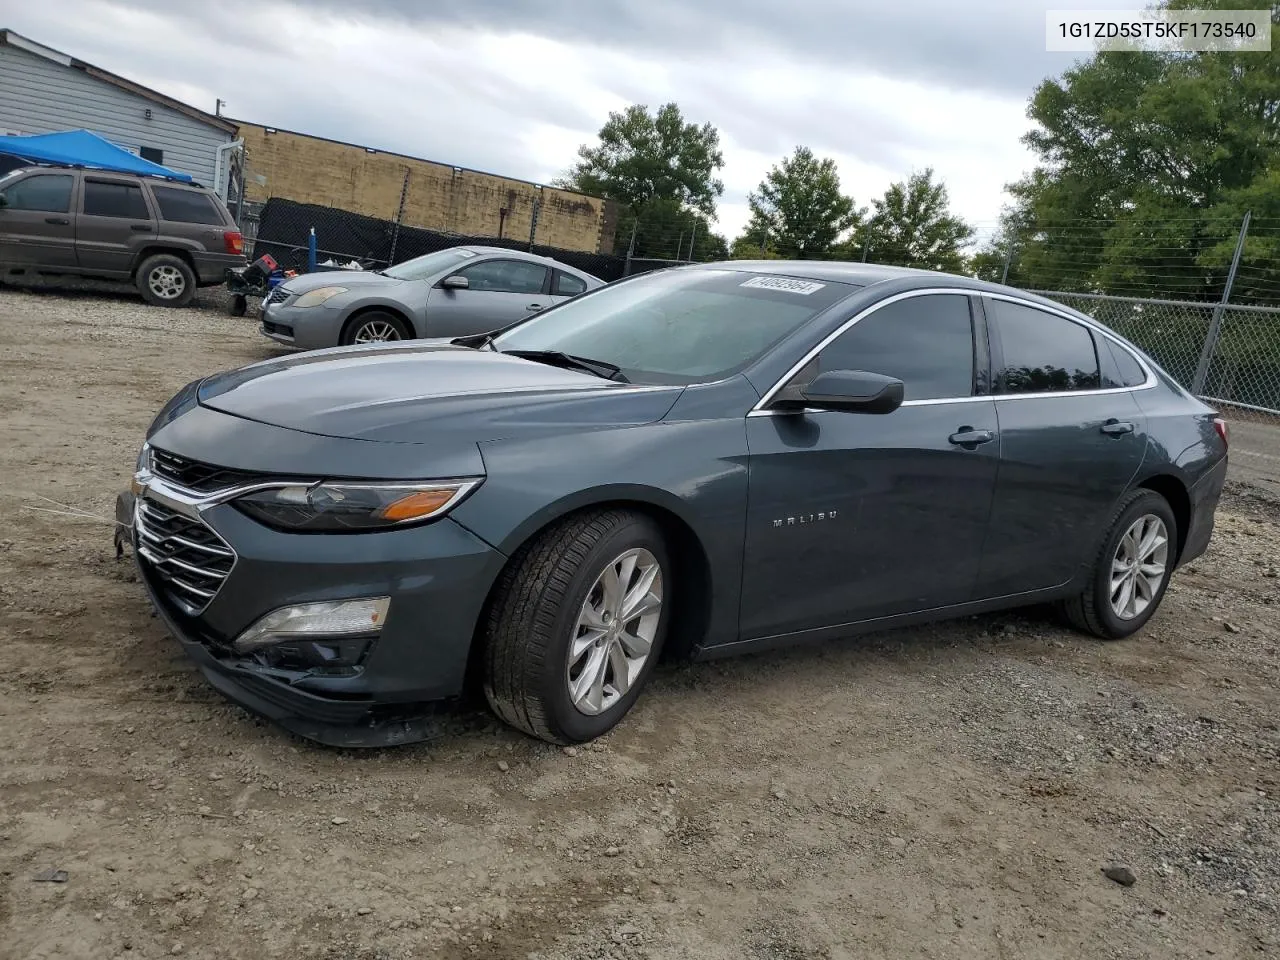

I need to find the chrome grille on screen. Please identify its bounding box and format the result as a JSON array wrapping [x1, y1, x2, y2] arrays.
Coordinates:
[[150, 447, 263, 494], [135, 498, 235, 611], [263, 285, 290, 306]]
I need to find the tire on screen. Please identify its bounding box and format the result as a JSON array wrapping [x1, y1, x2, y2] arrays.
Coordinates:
[[230, 294, 248, 317], [1060, 489, 1178, 640], [340, 311, 411, 346], [482, 510, 671, 744], [136, 254, 196, 307]]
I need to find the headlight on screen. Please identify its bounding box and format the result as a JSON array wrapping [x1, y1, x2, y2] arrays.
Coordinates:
[[232, 479, 480, 532], [293, 285, 348, 308]]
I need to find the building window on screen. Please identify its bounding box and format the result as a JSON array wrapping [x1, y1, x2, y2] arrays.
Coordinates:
[[139, 146, 164, 165]]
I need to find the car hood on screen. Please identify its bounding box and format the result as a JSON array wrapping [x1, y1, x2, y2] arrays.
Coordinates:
[[278, 270, 399, 294], [196, 342, 685, 444]]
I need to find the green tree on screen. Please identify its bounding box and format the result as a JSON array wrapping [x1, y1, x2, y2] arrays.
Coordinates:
[[854, 168, 974, 271], [741, 146, 860, 258], [556, 103, 725, 259], [995, 1, 1280, 303]]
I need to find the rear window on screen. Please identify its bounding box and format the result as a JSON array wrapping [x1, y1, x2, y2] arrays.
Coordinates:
[[150, 186, 224, 225]]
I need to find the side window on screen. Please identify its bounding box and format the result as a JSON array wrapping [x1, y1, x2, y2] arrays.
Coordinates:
[[990, 300, 1101, 394], [3, 173, 73, 213], [459, 259, 548, 295], [139, 147, 164, 165], [553, 270, 587, 297], [83, 180, 151, 219], [810, 293, 975, 401], [1106, 339, 1148, 388], [150, 186, 223, 225]]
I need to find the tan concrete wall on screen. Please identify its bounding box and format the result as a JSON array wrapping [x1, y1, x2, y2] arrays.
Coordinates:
[[236, 123, 616, 255]]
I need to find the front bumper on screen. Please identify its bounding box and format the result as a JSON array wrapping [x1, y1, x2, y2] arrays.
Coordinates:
[[260, 301, 345, 350], [118, 481, 506, 747]]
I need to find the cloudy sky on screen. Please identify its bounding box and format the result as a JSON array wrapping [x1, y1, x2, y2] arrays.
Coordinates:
[[4, 0, 1120, 242]]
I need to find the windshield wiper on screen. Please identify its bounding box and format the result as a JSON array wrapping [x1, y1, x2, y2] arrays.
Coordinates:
[[501, 349, 629, 382]]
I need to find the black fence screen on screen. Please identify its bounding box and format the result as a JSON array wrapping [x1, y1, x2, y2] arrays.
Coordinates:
[[251, 198, 684, 283]]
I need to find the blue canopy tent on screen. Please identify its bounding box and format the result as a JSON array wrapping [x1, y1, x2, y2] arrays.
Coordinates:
[[0, 129, 192, 182]]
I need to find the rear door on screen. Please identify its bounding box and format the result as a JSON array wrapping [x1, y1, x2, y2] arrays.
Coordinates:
[[977, 296, 1148, 598], [75, 176, 156, 276], [549, 268, 589, 305], [0, 171, 77, 269], [424, 257, 550, 336]]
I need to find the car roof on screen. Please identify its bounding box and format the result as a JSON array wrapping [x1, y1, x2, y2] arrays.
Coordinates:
[[457, 245, 599, 279], [3, 161, 204, 188], [694, 260, 964, 285]]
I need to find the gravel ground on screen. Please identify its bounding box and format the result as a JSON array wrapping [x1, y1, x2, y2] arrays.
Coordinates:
[[1, 283, 1278, 960]]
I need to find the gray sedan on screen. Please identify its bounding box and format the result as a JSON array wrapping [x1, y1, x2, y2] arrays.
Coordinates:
[[259, 245, 602, 349]]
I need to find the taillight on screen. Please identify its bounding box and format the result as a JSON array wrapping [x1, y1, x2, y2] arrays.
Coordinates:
[[1213, 417, 1229, 448], [223, 231, 244, 255]]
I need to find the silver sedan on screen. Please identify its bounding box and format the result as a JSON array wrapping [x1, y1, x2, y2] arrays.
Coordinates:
[[259, 245, 603, 349]]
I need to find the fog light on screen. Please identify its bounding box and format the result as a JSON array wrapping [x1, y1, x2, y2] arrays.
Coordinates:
[[232, 597, 390, 654]]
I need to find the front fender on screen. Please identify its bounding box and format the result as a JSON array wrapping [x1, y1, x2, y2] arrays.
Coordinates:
[[448, 417, 751, 649]]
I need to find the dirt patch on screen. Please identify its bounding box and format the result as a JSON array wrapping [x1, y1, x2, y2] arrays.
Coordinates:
[[1, 286, 1277, 959]]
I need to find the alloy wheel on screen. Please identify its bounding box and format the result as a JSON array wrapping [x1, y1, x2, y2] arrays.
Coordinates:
[[1110, 513, 1168, 620], [566, 547, 663, 716], [353, 319, 401, 343], [148, 265, 186, 300]]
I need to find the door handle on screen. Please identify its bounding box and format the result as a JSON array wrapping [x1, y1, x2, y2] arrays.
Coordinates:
[[526, 303, 544, 311], [45, 217, 69, 225], [1100, 419, 1134, 436], [949, 428, 995, 446], [130, 224, 151, 232]]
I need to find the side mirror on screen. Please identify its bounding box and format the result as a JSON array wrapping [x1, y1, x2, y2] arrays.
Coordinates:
[[440, 274, 469, 290], [772, 369, 905, 415]]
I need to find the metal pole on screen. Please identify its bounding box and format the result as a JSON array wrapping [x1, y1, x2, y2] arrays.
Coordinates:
[[1191, 210, 1250, 395], [687, 219, 697, 261], [675, 231, 684, 262], [1000, 239, 1014, 284], [624, 220, 637, 277], [860, 236, 869, 263], [388, 168, 410, 265], [528, 193, 541, 252]]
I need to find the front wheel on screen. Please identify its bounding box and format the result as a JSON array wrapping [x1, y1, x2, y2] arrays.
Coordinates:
[[482, 510, 670, 743], [1061, 489, 1178, 640], [340, 311, 411, 345]]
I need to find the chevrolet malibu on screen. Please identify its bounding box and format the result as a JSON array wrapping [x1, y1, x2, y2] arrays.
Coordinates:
[[120, 262, 1228, 747]]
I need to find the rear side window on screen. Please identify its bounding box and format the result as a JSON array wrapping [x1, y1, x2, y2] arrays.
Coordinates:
[[1106, 339, 1148, 387], [813, 293, 975, 401], [990, 300, 1101, 393], [3, 173, 72, 212], [151, 186, 223, 224], [554, 271, 587, 297], [83, 180, 150, 219]]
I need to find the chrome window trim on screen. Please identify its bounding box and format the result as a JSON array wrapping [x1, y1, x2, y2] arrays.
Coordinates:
[[746, 287, 1156, 417]]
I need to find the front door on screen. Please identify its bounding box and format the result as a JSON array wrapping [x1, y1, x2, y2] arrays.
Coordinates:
[[75, 176, 157, 276], [425, 258, 550, 337], [976, 297, 1148, 597], [0, 171, 77, 269], [738, 292, 1000, 640]]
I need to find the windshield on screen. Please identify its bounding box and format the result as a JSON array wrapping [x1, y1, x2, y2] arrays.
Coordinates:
[[491, 268, 857, 384], [381, 247, 479, 281]]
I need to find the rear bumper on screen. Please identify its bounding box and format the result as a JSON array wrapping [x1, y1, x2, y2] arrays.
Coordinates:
[[1179, 455, 1227, 567], [193, 252, 247, 285]]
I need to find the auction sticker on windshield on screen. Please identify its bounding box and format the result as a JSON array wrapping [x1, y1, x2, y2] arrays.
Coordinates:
[[740, 276, 826, 295]]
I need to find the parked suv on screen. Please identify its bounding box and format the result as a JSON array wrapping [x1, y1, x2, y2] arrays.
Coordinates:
[[0, 165, 246, 307]]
